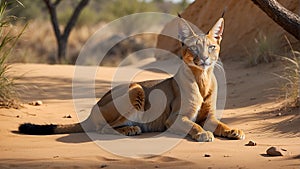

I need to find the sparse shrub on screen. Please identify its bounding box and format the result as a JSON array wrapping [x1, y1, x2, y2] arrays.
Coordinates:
[[7, 0, 184, 65], [274, 36, 300, 108], [246, 32, 278, 66], [7, 0, 46, 21], [77, 7, 101, 27], [98, 0, 158, 22], [0, 0, 25, 108], [57, 5, 101, 27]]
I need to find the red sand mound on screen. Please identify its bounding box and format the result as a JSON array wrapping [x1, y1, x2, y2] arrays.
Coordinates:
[[156, 0, 299, 60]]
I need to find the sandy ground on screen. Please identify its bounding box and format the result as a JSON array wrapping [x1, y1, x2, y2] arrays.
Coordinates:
[[0, 60, 299, 169]]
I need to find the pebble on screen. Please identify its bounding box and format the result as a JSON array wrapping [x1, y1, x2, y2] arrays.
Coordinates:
[[204, 154, 211, 157], [100, 164, 108, 168], [245, 140, 257, 146], [29, 100, 43, 106], [266, 146, 287, 156], [63, 115, 72, 118]]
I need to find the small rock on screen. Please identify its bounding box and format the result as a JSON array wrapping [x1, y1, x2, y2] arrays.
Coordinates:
[[245, 140, 257, 146], [223, 155, 231, 157], [29, 100, 43, 106], [277, 113, 282, 116], [16, 115, 20, 118], [204, 154, 211, 157], [100, 164, 108, 168], [154, 165, 159, 168], [250, 97, 256, 100], [63, 115, 72, 118], [266, 146, 287, 156], [35, 100, 43, 105]]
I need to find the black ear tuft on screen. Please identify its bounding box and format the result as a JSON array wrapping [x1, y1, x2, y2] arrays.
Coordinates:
[[177, 12, 182, 18], [221, 7, 227, 18]]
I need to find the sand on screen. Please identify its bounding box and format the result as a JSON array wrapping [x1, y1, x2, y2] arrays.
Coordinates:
[[0, 60, 299, 169]]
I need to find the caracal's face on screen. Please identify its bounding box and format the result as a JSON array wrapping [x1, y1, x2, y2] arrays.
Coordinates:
[[178, 18, 224, 70]]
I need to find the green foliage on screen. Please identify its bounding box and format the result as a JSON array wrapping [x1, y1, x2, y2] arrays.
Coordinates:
[[5, 0, 191, 66], [99, 0, 159, 22], [77, 7, 101, 26], [57, 5, 101, 27], [57, 7, 73, 26], [7, 0, 46, 21], [0, 0, 25, 108], [8, 0, 187, 25]]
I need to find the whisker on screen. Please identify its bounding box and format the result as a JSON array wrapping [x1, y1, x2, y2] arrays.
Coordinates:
[[214, 60, 224, 71]]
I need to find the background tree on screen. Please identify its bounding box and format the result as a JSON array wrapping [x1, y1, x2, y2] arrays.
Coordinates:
[[43, 0, 89, 63], [251, 0, 300, 40]]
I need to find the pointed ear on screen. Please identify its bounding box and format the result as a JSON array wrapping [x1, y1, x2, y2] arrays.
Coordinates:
[[208, 18, 224, 44], [178, 19, 194, 42]]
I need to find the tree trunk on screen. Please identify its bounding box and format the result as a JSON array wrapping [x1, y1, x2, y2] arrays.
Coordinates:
[[44, 0, 89, 63], [251, 0, 300, 40], [57, 37, 67, 63]]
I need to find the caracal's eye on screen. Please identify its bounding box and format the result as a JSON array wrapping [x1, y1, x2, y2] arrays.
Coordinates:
[[208, 45, 216, 53], [190, 46, 197, 51]]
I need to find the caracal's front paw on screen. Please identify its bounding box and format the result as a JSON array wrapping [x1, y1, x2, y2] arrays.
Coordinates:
[[193, 131, 214, 142], [226, 129, 245, 140], [117, 126, 142, 136]]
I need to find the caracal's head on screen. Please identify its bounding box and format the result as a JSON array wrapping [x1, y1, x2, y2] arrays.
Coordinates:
[[178, 17, 224, 71]]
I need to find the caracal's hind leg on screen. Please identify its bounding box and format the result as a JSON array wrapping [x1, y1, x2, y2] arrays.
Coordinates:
[[100, 124, 142, 136], [128, 83, 145, 111], [98, 83, 145, 136], [100, 125, 142, 136], [115, 126, 142, 136], [112, 83, 144, 136]]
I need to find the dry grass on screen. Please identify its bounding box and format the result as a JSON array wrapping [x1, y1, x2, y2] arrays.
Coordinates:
[[245, 32, 278, 67], [11, 20, 101, 64], [273, 36, 300, 108], [0, 0, 25, 108], [11, 20, 157, 66]]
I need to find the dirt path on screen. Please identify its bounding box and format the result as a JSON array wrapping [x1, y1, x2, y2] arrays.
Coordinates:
[[0, 62, 299, 169]]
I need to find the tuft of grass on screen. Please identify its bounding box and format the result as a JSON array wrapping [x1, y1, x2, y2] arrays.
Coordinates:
[[273, 36, 300, 108], [0, 0, 25, 108], [246, 33, 277, 66]]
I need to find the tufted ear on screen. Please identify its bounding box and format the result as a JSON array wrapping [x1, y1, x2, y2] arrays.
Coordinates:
[[208, 18, 224, 44], [178, 18, 194, 42]]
